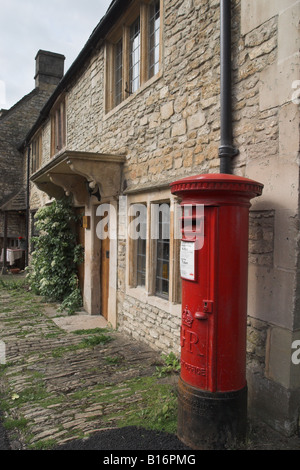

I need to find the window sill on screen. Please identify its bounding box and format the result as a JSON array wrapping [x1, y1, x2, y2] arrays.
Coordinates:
[[126, 285, 181, 316], [104, 71, 162, 121]]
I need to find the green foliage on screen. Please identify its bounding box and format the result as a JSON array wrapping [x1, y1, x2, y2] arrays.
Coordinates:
[[0, 278, 27, 291], [73, 328, 108, 335], [51, 332, 113, 358], [156, 352, 181, 378], [116, 377, 178, 434], [27, 198, 84, 315], [29, 439, 58, 450], [4, 417, 28, 431]]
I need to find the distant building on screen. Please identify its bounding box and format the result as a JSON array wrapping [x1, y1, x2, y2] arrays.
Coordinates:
[[0, 50, 65, 267]]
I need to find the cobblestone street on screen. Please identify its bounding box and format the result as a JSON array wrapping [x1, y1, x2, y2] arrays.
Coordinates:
[[0, 279, 300, 451], [0, 281, 184, 450]]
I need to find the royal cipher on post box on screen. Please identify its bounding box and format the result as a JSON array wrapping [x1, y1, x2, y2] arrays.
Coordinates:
[[170, 173, 263, 450]]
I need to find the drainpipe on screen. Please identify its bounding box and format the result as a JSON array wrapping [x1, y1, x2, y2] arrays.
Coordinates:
[[218, 0, 239, 174], [25, 145, 30, 267]]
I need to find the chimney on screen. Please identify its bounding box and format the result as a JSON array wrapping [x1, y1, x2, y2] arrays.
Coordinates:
[[35, 50, 65, 88]]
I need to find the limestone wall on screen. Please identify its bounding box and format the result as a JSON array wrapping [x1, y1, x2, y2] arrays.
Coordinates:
[[239, 0, 300, 434], [0, 89, 55, 207]]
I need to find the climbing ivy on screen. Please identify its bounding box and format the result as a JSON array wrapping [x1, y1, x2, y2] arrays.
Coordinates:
[[27, 198, 84, 315]]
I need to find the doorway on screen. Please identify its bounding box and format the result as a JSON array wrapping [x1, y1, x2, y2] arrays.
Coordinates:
[[99, 209, 110, 320], [92, 202, 117, 327], [75, 207, 85, 296], [101, 235, 110, 320]]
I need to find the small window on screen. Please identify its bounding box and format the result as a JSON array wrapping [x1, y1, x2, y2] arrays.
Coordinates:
[[136, 208, 147, 287], [51, 98, 66, 156], [128, 203, 147, 288], [129, 17, 141, 94], [31, 133, 42, 173], [115, 38, 123, 107], [155, 204, 170, 299], [149, 1, 160, 79]]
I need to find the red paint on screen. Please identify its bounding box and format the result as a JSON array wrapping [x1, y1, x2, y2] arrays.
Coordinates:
[[171, 174, 263, 393]]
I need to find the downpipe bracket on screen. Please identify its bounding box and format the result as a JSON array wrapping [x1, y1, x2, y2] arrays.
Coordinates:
[[218, 145, 239, 174], [218, 145, 239, 158]]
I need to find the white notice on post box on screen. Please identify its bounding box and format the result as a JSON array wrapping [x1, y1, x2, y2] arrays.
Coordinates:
[[180, 241, 195, 281]]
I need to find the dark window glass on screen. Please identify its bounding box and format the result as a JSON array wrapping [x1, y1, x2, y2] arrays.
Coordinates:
[[115, 38, 123, 106], [136, 206, 147, 287], [155, 204, 170, 299], [137, 237, 146, 286]]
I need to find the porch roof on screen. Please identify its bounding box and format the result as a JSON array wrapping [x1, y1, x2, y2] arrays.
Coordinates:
[[21, 0, 132, 150], [0, 189, 26, 212], [31, 149, 126, 205]]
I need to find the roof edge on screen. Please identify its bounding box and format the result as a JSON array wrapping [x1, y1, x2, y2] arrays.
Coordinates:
[[21, 0, 132, 149]]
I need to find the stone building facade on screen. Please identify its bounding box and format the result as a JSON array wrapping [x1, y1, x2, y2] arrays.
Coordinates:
[[20, 0, 300, 435], [0, 50, 65, 257]]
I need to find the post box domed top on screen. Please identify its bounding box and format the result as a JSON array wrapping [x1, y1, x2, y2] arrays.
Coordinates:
[[170, 173, 263, 201]]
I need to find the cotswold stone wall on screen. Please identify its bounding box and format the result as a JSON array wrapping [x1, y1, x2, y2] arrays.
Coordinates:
[[1, 50, 65, 217], [120, 294, 182, 354], [0, 89, 54, 207], [239, 0, 300, 434], [29, 118, 52, 211], [0, 212, 26, 249]]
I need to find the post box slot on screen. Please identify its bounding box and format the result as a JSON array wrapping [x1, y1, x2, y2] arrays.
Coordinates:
[[181, 215, 205, 235]]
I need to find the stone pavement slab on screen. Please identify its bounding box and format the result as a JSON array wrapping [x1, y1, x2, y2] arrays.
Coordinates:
[[52, 313, 108, 332]]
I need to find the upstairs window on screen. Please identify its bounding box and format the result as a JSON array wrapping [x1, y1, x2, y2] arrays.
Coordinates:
[[129, 17, 141, 94], [51, 97, 66, 156], [149, 1, 160, 78], [106, 0, 162, 112], [31, 133, 42, 173], [114, 39, 123, 107]]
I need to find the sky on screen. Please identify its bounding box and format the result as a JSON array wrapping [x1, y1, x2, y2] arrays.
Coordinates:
[[0, 0, 113, 109]]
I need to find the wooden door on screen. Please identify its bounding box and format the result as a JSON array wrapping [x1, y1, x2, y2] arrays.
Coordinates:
[[100, 214, 110, 320]]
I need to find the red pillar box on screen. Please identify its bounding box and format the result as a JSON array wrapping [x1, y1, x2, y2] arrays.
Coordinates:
[[170, 174, 263, 450]]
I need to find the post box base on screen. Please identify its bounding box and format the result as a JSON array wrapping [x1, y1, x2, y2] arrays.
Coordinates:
[[177, 378, 248, 450]]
